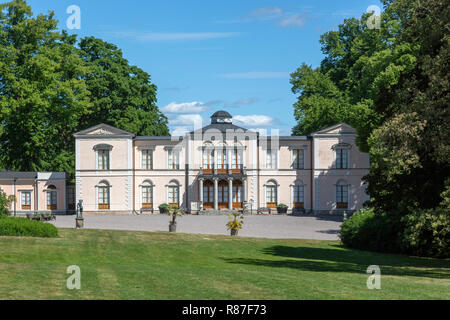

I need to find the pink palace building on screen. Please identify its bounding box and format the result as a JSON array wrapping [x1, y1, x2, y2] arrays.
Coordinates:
[[73, 111, 370, 215]]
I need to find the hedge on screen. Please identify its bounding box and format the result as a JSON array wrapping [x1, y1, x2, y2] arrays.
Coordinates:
[[0, 217, 58, 238]]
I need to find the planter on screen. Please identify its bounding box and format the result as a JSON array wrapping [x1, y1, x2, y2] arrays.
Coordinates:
[[230, 229, 238, 236], [169, 223, 177, 232], [277, 207, 288, 214]]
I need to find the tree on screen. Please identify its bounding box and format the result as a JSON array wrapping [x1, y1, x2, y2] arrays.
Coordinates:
[[365, 0, 450, 216], [0, 0, 92, 174], [290, 4, 418, 151], [0, 1, 169, 178], [77, 37, 169, 136]]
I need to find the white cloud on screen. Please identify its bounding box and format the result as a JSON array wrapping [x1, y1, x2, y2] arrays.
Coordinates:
[[169, 114, 204, 126], [108, 31, 241, 41], [219, 72, 289, 79], [250, 7, 283, 20], [161, 101, 208, 114], [279, 14, 306, 28], [234, 97, 259, 105], [234, 115, 276, 127]]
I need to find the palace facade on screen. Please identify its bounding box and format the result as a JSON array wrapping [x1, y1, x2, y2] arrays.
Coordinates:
[[73, 111, 370, 215]]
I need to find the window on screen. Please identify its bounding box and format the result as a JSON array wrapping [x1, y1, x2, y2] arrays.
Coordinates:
[[168, 149, 180, 169], [98, 150, 110, 170], [231, 149, 242, 169], [217, 149, 227, 170], [203, 149, 214, 170], [266, 181, 277, 208], [47, 186, 57, 210], [292, 149, 304, 169], [232, 180, 243, 209], [336, 148, 348, 169], [67, 187, 75, 210], [142, 184, 153, 208], [203, 181, 214, 205], [21, 191, 31, 210], [266, 148, 277, 169], [168, 185, 179, 207], [98, 182, 110, 210], [336, 181, 348, 209], [142, 150, 153, 170], [293, 185, 304, 208]]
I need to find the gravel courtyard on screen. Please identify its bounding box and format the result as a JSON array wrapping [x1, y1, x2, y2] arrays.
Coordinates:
[[51, 214, 342, 240]]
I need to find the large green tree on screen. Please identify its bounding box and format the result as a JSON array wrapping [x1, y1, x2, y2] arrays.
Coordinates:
[[366, 0, 450, 216], [0, 0, 92, 174], [290, 4, 417, 151], [0, 0, 169, 177], [77, 37, 169, 136]]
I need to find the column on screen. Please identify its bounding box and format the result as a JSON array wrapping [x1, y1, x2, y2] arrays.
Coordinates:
[[199, 178, 203, 203], [213, 178, 218, 210], [228, 178, 233, 211], [243, 178, 248, 203]]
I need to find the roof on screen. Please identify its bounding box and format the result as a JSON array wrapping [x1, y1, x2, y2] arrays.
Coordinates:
[[73, 123, 135, 138], [0, 171, 37, 180], [211, 110, 232, 118], [190, 123, 255, 134], [310, 122, 357, 136]]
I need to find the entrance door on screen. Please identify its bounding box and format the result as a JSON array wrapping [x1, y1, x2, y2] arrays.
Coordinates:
[[266, 185, 277, 208], [232, 180, 243, 209], [218, 180, 229, 209], [203, 181, 214, 209]]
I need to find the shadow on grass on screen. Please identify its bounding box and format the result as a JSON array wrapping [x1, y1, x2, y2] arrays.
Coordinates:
[[221, 245, 450, 279]]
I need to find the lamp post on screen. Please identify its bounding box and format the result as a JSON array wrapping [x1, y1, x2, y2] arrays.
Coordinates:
[[76, 199, 84, 228]]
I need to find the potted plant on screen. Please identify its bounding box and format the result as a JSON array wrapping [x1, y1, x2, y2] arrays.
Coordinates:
[[277, 203, 288, 214], [159, 203, 170, 214], [226, 212, 244, 236], [168, 205, 183, 232]]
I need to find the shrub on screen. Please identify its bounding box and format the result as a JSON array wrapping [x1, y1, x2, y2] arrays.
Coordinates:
[[226, 212, 244, 231], [277, 203, 288, 208], [401, 208, 450, 258], [0, 217, 58, 238], [0, 189, 14, 218], [340, 208, 402, 253]]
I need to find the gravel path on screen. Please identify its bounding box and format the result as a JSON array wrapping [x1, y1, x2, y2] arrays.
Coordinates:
[[50, 214, 342, 240]]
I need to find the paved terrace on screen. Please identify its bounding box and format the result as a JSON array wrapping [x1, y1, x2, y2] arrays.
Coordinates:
[[50, 214, 342, 240]]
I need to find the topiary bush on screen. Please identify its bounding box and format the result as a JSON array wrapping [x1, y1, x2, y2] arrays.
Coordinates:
[[0, 217, 58, 238], [340, 208, 402, 253], [401, 208, 450, 258]]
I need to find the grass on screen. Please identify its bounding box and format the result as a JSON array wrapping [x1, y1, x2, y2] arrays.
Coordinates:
[[0, 228, 449, 300]]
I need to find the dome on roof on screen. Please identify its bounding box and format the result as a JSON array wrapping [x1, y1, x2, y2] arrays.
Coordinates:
[[211, 110, 232, 118], [211, 110, 232, 124]]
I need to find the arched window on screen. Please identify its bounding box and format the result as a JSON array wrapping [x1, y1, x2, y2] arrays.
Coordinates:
[[336, 180, 349, 209], [265, 180, 278, 208], [98, 181, 110, 210], [218, 180, 229, 209], [231, 143, 243, 171], [167, 180, 180, 207], [141, 180, 153, 209]]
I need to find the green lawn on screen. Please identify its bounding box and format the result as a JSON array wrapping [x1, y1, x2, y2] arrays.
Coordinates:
[[0, 228, 449, 299]]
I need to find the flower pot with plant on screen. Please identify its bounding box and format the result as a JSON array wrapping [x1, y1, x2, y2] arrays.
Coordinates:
[[168, 205, 183, 232], [226, 212, 244, 236], [277, 203, 288, 214], [159, 203, 170, 214]]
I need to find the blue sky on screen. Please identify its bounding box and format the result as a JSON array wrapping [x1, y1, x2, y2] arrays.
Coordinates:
[[28, 0, 382, 135]]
